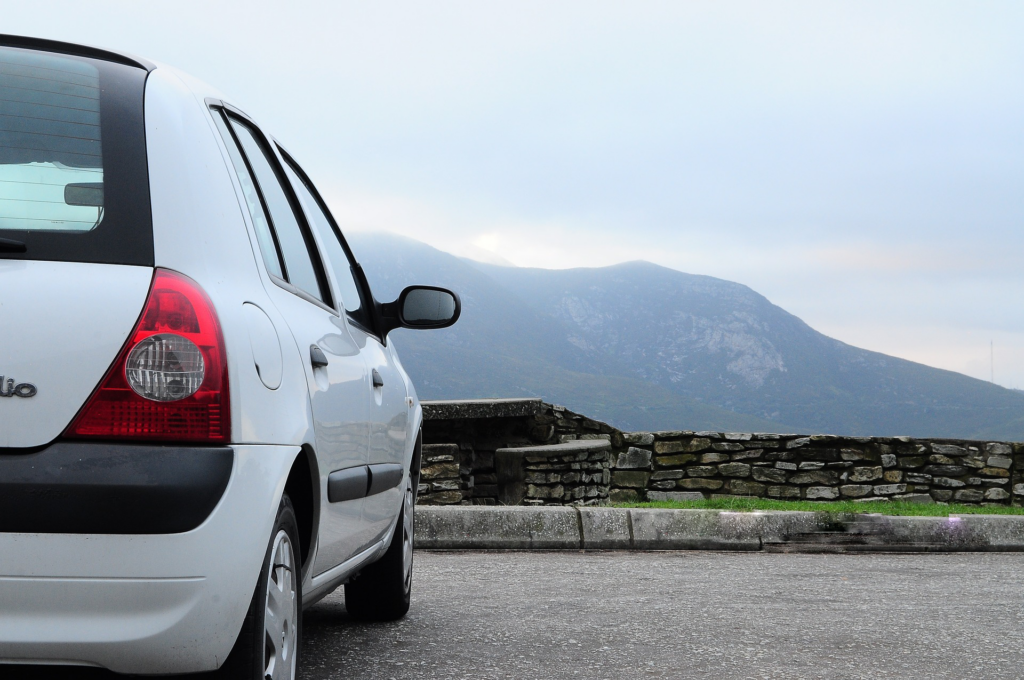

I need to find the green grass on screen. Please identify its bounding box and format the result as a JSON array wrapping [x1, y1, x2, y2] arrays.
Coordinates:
[[613, 497, 1024, 517]]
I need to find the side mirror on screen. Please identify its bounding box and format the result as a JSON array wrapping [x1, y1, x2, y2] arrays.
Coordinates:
[[380, 286, 461, 336]]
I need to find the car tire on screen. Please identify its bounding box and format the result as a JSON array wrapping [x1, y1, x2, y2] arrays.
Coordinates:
[[344, 477, 414, 621], [218, 494, 302, 680]]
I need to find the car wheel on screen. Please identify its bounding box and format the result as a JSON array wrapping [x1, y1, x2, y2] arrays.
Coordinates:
[[344, 477, 414, 621], [219, 495, 302, 679]]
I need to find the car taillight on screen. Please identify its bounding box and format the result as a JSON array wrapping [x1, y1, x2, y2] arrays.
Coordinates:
[[65, 269, 230, 443]]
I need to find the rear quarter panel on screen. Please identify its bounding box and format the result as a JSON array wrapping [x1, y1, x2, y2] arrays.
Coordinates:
[[144, 68, 312, 449]]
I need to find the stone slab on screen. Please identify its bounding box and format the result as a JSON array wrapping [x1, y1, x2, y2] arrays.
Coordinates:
[[647, 491, 705, 502], [578, 507, 632, 549], [422, 398, 544, 421], [415, 507, 1024, 553], [953, 515, 1024, 550], [628, 509, 762, 551], [415, 506, 580, 550], [495, 439, 612, 505], [497, 439, 612, 457]]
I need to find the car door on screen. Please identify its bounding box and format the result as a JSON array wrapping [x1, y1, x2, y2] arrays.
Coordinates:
[[361, 340, 410, 542], [276, 150, 410, 546], [210, 107, 373, 574]]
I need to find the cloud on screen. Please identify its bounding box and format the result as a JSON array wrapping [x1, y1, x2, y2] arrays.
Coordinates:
[[6, 0, 1023, 386]]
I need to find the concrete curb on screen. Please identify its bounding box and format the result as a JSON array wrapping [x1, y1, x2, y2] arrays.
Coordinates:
[[414, 506, 1024, 553]]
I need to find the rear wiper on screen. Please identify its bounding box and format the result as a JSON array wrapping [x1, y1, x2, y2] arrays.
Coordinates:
[[0, 237, 27, 253]]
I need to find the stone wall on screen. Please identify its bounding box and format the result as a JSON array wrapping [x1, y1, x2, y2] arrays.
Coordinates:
[[419, 399, 1024, 507], [498, 440, 613, 506], [614, 431, 1015, 505], [417, 443, 463, 505], [419, 399, 621, 505]]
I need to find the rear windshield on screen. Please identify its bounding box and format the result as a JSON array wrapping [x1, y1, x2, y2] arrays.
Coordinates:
[[0, 45, 152, 265]]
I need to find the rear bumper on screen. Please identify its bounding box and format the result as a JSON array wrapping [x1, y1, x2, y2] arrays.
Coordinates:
[[0, 443, 299, 674], [0, 441, 234, 534]]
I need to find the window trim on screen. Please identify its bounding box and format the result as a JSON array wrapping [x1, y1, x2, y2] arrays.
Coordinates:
[[276, 145, 382, 339], [268, 272, 338, 316], [211, 107, 288, 281], [0, 34, 155, 71], [209, 102, 334, 310]]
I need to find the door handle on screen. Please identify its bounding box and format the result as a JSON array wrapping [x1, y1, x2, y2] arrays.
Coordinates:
[[372, 369, 384, 388], [310, 345, 329, 368]]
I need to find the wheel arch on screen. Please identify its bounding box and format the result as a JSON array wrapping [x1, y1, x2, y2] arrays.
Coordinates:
[[284, 443, 320, 578], [412, 429, 423, 479]]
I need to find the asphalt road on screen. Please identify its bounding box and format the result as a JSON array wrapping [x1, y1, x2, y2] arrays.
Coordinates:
[[302, 551, 1024, 680], [11, 551, 1024, 679]]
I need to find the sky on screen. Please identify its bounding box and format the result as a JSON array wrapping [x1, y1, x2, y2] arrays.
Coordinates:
[[7, 1, 1024, 387]]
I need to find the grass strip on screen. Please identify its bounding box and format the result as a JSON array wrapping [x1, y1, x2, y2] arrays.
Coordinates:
[[613, 497, 1024, 516]]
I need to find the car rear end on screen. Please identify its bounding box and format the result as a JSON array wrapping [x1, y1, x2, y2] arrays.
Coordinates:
[[0, 38, 291, 673]]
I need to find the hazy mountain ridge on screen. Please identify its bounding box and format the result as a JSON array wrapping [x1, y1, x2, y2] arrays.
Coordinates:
[[349, 232, 1024, 439]]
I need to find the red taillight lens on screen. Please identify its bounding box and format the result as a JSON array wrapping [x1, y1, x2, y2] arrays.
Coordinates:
[[65, 269, 230, 443]]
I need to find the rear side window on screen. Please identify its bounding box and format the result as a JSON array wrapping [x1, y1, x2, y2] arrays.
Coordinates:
[[210, 113, 284, 279], [0, 45, 151, 265], [211, 109, 331, 307]]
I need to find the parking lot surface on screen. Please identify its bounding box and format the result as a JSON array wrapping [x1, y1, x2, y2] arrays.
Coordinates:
[[12, 550, 1024, 679]]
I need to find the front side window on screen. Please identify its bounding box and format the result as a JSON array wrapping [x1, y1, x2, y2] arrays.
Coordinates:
[[0, 45, 151, 264], [279, 152, 372, 330]]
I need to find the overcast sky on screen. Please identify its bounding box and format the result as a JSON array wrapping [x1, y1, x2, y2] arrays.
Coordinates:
[[9, 1, 1024, 387]]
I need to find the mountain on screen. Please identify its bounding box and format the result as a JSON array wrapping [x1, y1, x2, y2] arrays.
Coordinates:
[[347, 232, 1024, 439]]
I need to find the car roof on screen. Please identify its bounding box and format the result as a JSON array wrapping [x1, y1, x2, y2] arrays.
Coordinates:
[[0, 33, 155, 71]]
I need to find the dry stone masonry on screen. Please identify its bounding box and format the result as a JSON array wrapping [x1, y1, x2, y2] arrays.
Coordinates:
[[621, 431, 1015, 506], [419, 398, 619, 505], [419, 399, 1024, 507], [497, 439, 612, 505], [417, 443, 463, 505]]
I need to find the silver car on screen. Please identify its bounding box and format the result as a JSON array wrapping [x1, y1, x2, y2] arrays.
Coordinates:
[[0, 34, 459, 677]]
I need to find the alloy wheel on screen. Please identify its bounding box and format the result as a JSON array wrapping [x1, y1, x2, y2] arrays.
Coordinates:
[[402, 483, 414, 593], [264, 529, 298, 680]]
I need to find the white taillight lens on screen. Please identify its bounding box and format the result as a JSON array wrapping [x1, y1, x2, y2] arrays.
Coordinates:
[[125, 333, 205, 402]]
